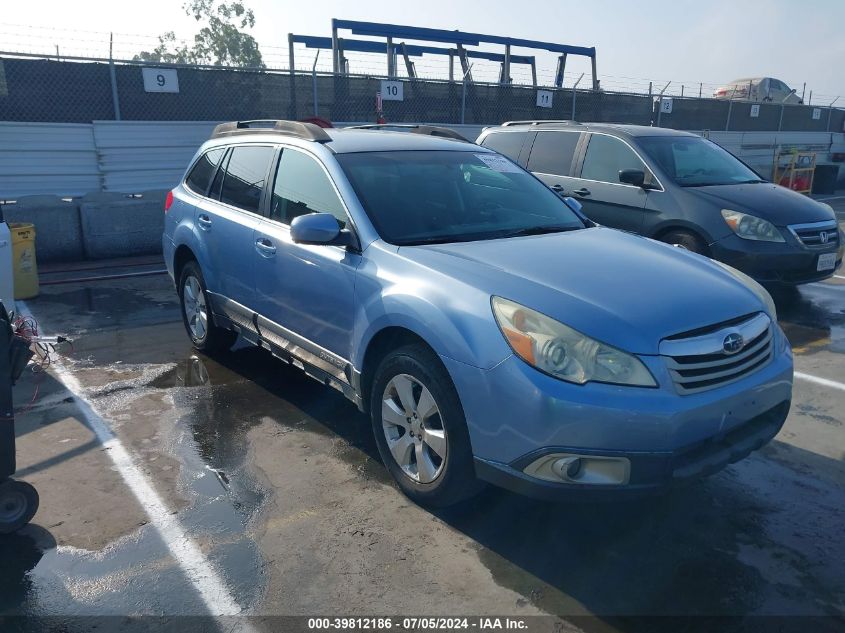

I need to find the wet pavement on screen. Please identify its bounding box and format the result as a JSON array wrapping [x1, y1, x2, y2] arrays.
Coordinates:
[[2, 227, 845, 631]]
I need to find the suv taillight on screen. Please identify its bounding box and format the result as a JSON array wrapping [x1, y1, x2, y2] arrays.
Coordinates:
[[164, 190, 174, 213]]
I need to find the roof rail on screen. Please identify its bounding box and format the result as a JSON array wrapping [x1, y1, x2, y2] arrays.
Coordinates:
[[211, 120, 332, 142], [501, 120, 584, 127], [344, 124, 470, 143]]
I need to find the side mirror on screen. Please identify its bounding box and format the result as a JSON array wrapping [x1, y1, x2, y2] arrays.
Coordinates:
[[619, 168, 646, 188], [290, 213, 356, 248]]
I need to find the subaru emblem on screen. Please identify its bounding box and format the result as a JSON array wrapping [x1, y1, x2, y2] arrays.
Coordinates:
[[723, 332, 744, 354]]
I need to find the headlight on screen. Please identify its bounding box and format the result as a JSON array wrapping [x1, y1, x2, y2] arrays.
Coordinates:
[[491, 297, 657, 387], [713, 260, 777, 321], [721, 209, 785, 242]]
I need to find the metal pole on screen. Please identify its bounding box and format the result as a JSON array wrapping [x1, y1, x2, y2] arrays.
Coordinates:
[[726, 99, 733, 131], [331, 20, 339, 73], [571, 73, 584, 121], [461, 63, 473, 125], [386, 37, 394, 77], [312, 50, 320, 117], [448, 51, 454, 82], [655, 81, 671, 127], [108, 33, 121, 121], [801, 82, 806, 103], [530, 60, 537, 88], [590, 55, 598, 90], [827, 97, 840, 132], [288, 33, 297, 119], [503, 44, 511, 85], [699, 83, 702, 98], [681, 85, 684, 98], [808, 90, 813, 106], [778, 103, 784, 132]]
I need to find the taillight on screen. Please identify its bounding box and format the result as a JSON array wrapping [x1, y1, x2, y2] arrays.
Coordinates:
[[164, 190, 174, 213]]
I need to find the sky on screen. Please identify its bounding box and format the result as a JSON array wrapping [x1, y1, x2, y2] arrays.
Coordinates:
[[3, 0, 843, 101]]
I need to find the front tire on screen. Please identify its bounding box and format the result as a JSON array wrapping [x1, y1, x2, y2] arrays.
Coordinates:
[[178, 261, 237, 353], [370, 344, 482, 507], [660, 229, 707, 255]]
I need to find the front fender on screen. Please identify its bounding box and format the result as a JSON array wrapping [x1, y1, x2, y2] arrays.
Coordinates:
[[352, 257, 512, 371]]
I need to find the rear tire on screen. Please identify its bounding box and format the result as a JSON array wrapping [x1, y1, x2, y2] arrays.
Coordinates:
[[660, 229, 707, 255], [370, 344, 483, 507], [178, 260, 237, 353]]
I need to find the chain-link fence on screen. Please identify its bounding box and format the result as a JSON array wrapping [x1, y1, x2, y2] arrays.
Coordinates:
[[1, 53, 844, 132]]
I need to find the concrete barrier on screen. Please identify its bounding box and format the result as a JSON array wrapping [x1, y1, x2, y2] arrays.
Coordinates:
[[78, 191, 166, 260], [1, 196, 84, 262]]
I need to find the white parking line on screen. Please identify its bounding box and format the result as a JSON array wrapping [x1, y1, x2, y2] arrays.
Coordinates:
[[795, 371, 845, 392], [16, 300, 250, 619], [834, 275, 845, 280]]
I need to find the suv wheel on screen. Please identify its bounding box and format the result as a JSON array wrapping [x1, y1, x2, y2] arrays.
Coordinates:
[[178, 261, 237, 353], [370, 344, 482, 507], [660, 229, 707, 255]]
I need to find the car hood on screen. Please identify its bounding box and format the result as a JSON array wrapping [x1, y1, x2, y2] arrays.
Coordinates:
[[402, 228, 767, 355], [685, 182, 834, 226]]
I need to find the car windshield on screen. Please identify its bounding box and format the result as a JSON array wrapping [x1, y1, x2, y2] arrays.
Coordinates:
[[638, 136, 764, 187], [336, 150, 585, 245]]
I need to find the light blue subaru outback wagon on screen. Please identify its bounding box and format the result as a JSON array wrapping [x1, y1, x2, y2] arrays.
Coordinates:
[[163, 120, 793, 506]]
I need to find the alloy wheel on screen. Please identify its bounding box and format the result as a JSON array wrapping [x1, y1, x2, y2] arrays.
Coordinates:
[[381, 373, 448, 483], [183, 275, 208, 341]]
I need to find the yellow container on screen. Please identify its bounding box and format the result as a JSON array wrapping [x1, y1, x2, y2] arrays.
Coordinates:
[[10, 223, 39, 299]]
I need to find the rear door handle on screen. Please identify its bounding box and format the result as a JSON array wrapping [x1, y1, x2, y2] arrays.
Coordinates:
[[572, 188, 591, 197], [255, 238, 277, 257], [197, 214, 212, 230]]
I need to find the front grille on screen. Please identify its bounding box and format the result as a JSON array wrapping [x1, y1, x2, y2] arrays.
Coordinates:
[[789, 221, 840, 250], [660, 313, 774, 395]]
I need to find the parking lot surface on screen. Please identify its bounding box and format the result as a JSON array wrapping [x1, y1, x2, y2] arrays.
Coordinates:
[[3, 208, 845, 631]]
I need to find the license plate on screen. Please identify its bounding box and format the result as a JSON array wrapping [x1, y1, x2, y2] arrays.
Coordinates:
[[817, 252, 837, 271]]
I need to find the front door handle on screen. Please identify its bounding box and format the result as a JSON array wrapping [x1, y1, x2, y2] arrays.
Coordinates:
[[255, 238, 277, 257], [572, 188, 591, 197], [197, 214, 212, 230], [551, 184, 566, 194]]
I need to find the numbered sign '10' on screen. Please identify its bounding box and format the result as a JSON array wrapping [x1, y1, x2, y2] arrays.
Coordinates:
[[380, 80, 404, 101], [142, 68, 180, 93]]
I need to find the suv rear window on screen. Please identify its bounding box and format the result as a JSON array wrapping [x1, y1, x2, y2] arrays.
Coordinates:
[[185, 148, 225, 195], [481, 132, 526, 161], [219, 145, 275, 213], [526, 131, 580, 176]]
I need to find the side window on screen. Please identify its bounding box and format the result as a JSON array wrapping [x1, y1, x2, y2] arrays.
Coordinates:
[[185, 148, 225, 196], [270, 149, 347, 227], [219, 145, 274, 214], [580, 135, 645, 184], [527, 131, 580, 176], [481, 132, 526, 161]]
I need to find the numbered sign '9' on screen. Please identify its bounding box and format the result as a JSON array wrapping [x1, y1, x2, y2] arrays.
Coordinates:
[[142, 68, 180, 93]]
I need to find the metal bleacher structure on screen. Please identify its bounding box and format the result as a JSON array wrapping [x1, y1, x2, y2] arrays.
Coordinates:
[[289, 19, 599, 89]]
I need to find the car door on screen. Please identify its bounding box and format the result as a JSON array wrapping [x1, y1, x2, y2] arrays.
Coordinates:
[[253, 146, 361, 370], [524, 130, 584, 197], [193, 144, 275, 319], [570, 133, 652, 233]]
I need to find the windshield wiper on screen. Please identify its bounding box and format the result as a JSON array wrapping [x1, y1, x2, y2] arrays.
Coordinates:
[[496, 225, 581, 238]]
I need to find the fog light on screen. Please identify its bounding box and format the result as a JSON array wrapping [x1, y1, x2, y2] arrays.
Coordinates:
[[552, 456, 583, 480], [523, 453, 631, 485]]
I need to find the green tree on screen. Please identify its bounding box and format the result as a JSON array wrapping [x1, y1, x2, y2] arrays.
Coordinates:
[[134, 1, 264, 68]]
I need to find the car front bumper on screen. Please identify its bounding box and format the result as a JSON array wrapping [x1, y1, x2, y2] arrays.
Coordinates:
[[709, 231, 842, 284], [441, 326, 793, 499]]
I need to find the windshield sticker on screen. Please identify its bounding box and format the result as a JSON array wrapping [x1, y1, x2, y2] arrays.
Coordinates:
[[475, 153, 522, 173]]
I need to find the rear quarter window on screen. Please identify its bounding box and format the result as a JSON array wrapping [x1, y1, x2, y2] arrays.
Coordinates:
[[185, 148, 225, 196], [481, 132, 527, 161]]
